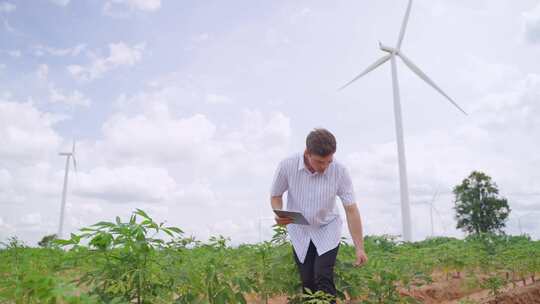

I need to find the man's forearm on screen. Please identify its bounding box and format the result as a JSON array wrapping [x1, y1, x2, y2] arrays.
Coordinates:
[[346, 206, 365, 250], [271, 196, 283, 210]]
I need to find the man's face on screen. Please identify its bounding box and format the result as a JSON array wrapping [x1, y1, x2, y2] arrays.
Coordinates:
[[306, 152, 334, 174]]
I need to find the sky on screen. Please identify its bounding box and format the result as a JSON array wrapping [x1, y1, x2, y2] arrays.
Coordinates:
[[1, 0, 540, 246]]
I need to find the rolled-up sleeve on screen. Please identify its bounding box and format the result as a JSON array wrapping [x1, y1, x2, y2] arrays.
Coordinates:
[[270, 161, 288, 196], [337, 166, 356, 206]]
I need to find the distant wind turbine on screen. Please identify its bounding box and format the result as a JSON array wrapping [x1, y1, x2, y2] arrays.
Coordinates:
[[57, 140, 77, 239], [415, 189, 443, 237], [339, 0, 467, 242]]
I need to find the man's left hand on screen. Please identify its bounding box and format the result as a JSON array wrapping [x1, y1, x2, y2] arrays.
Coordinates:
[[354, 248, 368, 267]]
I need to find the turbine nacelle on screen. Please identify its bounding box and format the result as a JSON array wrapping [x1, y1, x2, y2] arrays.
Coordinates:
[[59, 141, 78, 171], [378, 41, 396, 54]]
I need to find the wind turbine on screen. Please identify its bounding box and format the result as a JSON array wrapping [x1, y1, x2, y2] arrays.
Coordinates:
[[57, 140, 77, 239], [339, 0, 467, 242], [414, 189, 445, 237]]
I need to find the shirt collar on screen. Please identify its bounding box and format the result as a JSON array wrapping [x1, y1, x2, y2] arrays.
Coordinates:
[[298, 153, 330, 177]]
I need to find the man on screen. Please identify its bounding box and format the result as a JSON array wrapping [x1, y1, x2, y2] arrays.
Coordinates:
[[270, 128, 368, 300]]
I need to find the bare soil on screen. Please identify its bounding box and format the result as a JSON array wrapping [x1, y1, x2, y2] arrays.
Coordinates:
[[246, 273, 540, 304]]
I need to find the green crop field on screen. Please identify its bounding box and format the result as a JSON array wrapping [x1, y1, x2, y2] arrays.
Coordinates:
[[1, 209, 539, 304]]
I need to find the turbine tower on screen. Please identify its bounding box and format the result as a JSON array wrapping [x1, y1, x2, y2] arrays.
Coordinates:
[[339, 0, 467, 242], [57, 140, 77, 239]]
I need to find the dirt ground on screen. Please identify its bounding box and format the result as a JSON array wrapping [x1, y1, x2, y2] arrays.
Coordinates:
[[452, 278, 540, 304], [405, 276, 539, 304], [246, 274, 540, 304], [483, 281, 540, 304]]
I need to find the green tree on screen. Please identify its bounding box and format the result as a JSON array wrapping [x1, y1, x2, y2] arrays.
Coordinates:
[[453, 171, 510, 235]]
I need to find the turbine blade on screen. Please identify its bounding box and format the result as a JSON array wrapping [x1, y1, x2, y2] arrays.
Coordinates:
[[398, 52, 467, 115], [432, 205, 444, 222], [72, 156, 77, 172], [396, 0, 413, 50], [431, 189, 439, 204], [71, 140, 78, 172], [338, 54, 392, 90]]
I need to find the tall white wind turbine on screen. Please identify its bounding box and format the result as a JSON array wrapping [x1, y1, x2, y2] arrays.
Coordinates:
[[57, 140, 77, 239], [339, 0, 467, 242]]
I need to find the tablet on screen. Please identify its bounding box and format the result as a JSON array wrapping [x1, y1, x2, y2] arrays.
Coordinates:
[[273, 209, 310, 225]]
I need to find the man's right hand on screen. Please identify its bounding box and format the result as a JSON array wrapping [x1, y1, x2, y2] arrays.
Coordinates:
[[275, 216, 294, 226]]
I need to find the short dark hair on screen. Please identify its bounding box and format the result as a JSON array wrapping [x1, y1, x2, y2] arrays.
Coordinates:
[[306, 128, 336, 156]]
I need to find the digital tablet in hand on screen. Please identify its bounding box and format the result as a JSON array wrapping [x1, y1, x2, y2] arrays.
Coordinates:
[[273, 209, 310, 225]]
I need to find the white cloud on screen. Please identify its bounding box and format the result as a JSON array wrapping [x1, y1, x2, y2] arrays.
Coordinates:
[[21, 213, 42, 225], [193, 33, 210, 43], [24, 99, 290, 245], [36, 64, 48, 81], [523, 3, 540, 44], [100, 109, 217, 163], [456, 55, 520, 95], [57, 94, 292, 242], [0, 90, 12, 99], [74, 166, 177, 203], [79, 203, 103, 214], [68, 42, 144, 81], [49, 0, 70, 6], [1, 16, 16, 33], [289, 7, 313, 23], [0, 100, 63, 164], [0, 98, 66, 242], [103, 0, 161, 17], [33, 44, 86, 57], [106, 76, 293, 182], [109, 86, 291, 181], [49, 85, 91, 107], [0, 216, 15, 240], [114, 79, 201, 112], [472, 74, 540, 133], [0, 2, 15, 13], [205, 93, 232, 105], [0, 169, 21, 204], [172, 182, 218, 207], [226, 109, 291, 155], [33, 64, 91, 107], [0, 169, 11, 187], [6, 50, 20, 57]]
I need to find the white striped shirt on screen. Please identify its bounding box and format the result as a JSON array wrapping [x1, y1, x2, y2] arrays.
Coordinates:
[[270, 153, 356, 263]]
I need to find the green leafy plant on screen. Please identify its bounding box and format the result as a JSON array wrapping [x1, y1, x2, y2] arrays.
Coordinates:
[[1, 211, 539, 303], [288, 288, 336, 304], [38, 234, 59, 248], [481, 275, 507, 299], [55, 209, 185, 304]]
